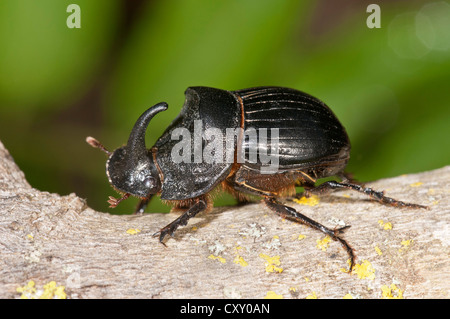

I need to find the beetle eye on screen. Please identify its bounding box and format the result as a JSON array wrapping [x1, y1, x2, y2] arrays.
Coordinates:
[[144, 176, 156, 189]]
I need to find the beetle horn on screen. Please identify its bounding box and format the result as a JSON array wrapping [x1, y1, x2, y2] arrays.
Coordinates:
[[126, 102, 168, 154]]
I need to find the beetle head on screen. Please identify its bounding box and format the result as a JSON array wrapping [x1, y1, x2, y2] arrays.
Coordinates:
[[87, 102, 168, 203]]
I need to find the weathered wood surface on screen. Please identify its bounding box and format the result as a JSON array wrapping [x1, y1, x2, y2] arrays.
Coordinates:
[[0, 140, 448, 299]]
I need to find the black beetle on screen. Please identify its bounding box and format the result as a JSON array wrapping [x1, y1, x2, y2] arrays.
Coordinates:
[[87, 86, 427, 271]]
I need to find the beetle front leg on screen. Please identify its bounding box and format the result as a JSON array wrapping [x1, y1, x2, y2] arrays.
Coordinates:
[[264, 197, 355, 272], [153, 199, 207, 243], [134, 194, 154, 215], [311, 181, 428, 209]]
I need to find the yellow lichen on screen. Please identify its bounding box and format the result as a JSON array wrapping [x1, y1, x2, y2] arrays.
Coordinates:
[[306, 291, 318, 299], [16, 280, 66, 299], [352, 260, 375, 280], [409, 182, 423, 187], [374, 245, 383, 256], [293, 195, 320, 206], [41, 281, 67, 299], [208, 254, 226, 264], [16, 281, 36, 299], [316, 235, 331, 251], [259, 253, 283, 273], [297, 234, 306, 240], [378, 220, 392, 230], [233, 255, 248, 267], [26, 234, 34, 240], [232, 246, 248, 267], [343, 293, 353, 299], [264, 291, 283, 299], [381, 283, 404, 299], [401, 239, 413, 247], [126, 228, 141, 235], [399, 239, 413, 252]]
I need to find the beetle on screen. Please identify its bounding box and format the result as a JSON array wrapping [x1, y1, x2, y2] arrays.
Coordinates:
[[86, 86, 427, 271]]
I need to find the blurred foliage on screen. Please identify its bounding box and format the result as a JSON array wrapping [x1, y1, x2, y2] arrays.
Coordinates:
[[0, 0, 449, 214]]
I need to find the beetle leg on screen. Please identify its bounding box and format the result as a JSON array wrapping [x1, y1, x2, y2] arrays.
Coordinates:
[[134, 194, 154, 215], [293, 180, 316, 199], [226, 174, 355, 271], [311, 181, 428, 209], [264, 197, 355, 272], [107, 193, 130, 208], [291, 170, 317, 199], [153, 199, 207, 243]]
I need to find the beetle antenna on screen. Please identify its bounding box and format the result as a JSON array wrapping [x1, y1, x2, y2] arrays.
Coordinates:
[[86, 136, 112, 156]]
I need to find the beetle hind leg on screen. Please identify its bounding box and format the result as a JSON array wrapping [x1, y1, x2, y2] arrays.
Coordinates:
[[311, 180, 428, 209], [264, 197, 355, 272]]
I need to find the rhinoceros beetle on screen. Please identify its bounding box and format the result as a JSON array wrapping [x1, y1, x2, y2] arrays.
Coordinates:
[[87, 86, 427, 271]]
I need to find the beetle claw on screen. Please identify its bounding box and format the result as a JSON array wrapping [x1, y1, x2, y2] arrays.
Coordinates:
[[152, 230, 167, 246], [107, 196, 119, 208], [154, 225, 173, 240], [334, 225, 351, 235]]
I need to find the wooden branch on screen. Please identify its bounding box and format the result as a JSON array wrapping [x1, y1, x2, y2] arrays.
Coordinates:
[[0, 139, 448, 299]]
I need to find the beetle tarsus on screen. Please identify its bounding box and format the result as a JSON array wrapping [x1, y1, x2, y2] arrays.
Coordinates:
[[264, 197, 356, 272], [154, 200, 207, 243], [311, 180, 428, 209], [107, 193, 130, 208]]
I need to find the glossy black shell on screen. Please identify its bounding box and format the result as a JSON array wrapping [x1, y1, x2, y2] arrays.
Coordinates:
[[154, 86, 350, 200], [236, 87, 350, 171]]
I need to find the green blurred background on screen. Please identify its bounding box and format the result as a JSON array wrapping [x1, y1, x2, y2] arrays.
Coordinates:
[[0, 0, 449, 214]]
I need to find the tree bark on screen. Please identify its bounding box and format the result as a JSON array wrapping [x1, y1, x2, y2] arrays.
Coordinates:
[[0, 140, 448, 299]]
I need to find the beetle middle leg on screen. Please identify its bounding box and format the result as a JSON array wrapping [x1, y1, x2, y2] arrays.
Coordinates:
[[153, 199, 208, 243], [310, 180, 428, 209]]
